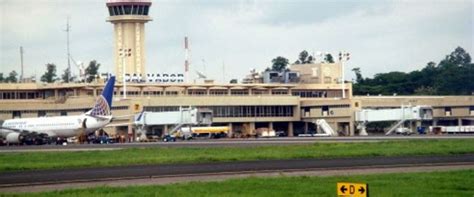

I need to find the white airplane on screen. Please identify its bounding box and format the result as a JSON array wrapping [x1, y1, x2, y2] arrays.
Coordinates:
[[0, 76, 116, 145]]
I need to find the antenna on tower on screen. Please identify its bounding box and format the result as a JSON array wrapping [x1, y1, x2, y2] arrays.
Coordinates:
[[222, 61, 225, 83], [184, 36, 190, 83], [20, 46, 24, 82], [65, 16, 71, 83], [202, 59, 206, 75]]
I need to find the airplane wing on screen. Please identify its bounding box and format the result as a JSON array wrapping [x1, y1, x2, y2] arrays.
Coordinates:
[[105, 122, 134, 127], [0, 126, 34, 134], [85, 114, 111, 121], [105, 114, 138, 127], [0, 126, 57, 138], [0, 126, 17, 138], [110, 114, 139, 123], [113, 114, 136, 119], [111, 114, 136, 121]]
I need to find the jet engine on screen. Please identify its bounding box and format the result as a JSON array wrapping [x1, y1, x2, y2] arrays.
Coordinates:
[[5, 132, 23, 143], [5, 132, 49, 145]]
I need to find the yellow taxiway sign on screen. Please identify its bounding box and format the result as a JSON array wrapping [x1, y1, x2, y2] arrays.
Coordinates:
[[337, 182, 368, 197]]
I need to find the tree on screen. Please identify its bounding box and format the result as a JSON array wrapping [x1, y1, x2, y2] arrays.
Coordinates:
[[61, 67, 75, 83], [5, 70, 18, 83], [324, 53, 334, 63], [271, 56, 289, 72], [0, 73, 4, 82], [440, 46, 471, 66], [434, 47, 472, 95], [85, 60, 100, 83], [352, 46, 473, 96], [414, 86, 436, 95], [295, 50, 314, 64], [351, 67, 363, 84], [307, 55, 314, 64], [298, 50, 309, 64], [41, 63, 57, 83], [229, 79, 238, 84]]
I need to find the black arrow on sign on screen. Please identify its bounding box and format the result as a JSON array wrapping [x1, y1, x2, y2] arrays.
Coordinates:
[[359, 186, 366, 194], [340, 185, 347, 194]]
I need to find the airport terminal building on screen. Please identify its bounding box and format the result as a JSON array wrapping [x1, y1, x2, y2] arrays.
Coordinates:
[[0, 62, 356, 137], [1, 0, 473, 141]]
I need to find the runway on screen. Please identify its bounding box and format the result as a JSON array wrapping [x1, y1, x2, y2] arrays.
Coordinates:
[[1, 135, 473, 152], [0, 154, 473, 190]]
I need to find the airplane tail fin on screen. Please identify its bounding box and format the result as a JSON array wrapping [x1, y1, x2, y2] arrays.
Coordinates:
[[87, 76, 116, 116], [135, 110, 145, 122]]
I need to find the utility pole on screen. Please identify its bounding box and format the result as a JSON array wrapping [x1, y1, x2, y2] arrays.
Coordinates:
[[65, 17, 71, 83], [20, 46, 24, 82]]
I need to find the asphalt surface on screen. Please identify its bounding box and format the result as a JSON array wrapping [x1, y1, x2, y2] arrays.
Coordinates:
[[0, 154, 473, 187], [1, 135, 474, 152]]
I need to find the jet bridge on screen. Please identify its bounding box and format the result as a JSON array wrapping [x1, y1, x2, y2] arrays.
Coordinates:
[[134, 107, 213, 140], [355, 105, 433, 135]]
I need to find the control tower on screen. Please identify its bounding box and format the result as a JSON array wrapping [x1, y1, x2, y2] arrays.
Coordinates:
[[106, 0, 152, 82]]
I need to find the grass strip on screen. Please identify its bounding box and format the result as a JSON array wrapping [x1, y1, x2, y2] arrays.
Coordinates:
[[0, 139, 474, 172], [3, 169, 474, 196]]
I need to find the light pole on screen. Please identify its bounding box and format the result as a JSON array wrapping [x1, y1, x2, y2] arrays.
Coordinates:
[[119, 48, 132, 99], [338, 51, 350, 99]]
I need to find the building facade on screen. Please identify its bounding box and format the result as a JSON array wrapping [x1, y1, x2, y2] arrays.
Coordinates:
[[1, 76, 472, 140]]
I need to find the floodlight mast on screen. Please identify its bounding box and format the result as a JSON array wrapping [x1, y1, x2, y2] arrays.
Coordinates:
[[339, 51, 350, 99], [65, 17, 71, 83], [119, 48, 132, 99]]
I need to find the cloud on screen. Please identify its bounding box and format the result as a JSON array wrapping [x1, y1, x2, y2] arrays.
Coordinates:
[[146, 0, 472, 82], [1, 0, 472, 82]]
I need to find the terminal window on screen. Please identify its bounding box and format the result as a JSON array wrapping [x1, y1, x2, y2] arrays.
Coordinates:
[[208, 106, 294, 118], [12, 111, 21, 119], [108, 7, 114, 16], [445, 107, 452, 116], [144, 6, 149, 15], [132, 5, 139, 15], [124, 5, 132, 14], [322, 106, 329, 116], [38, 111, 46, 117], [209, 90, 227, 95], [272, 90, 288, 95]]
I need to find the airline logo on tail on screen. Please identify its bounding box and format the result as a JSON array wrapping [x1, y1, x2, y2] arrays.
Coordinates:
[[87, 76, 115, 116], [89, 96, 111, 116]]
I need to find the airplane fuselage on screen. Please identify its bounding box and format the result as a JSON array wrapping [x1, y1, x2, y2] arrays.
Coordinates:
[[0, 115, 111, 138], [0, 76, 116, 144]]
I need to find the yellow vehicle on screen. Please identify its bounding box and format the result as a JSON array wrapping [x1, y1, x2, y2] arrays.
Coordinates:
[[188, 126, 229, 134], [180, 126, 229, 139]]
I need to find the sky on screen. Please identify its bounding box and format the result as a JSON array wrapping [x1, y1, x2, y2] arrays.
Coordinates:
[[0, 0, 472, 83]]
